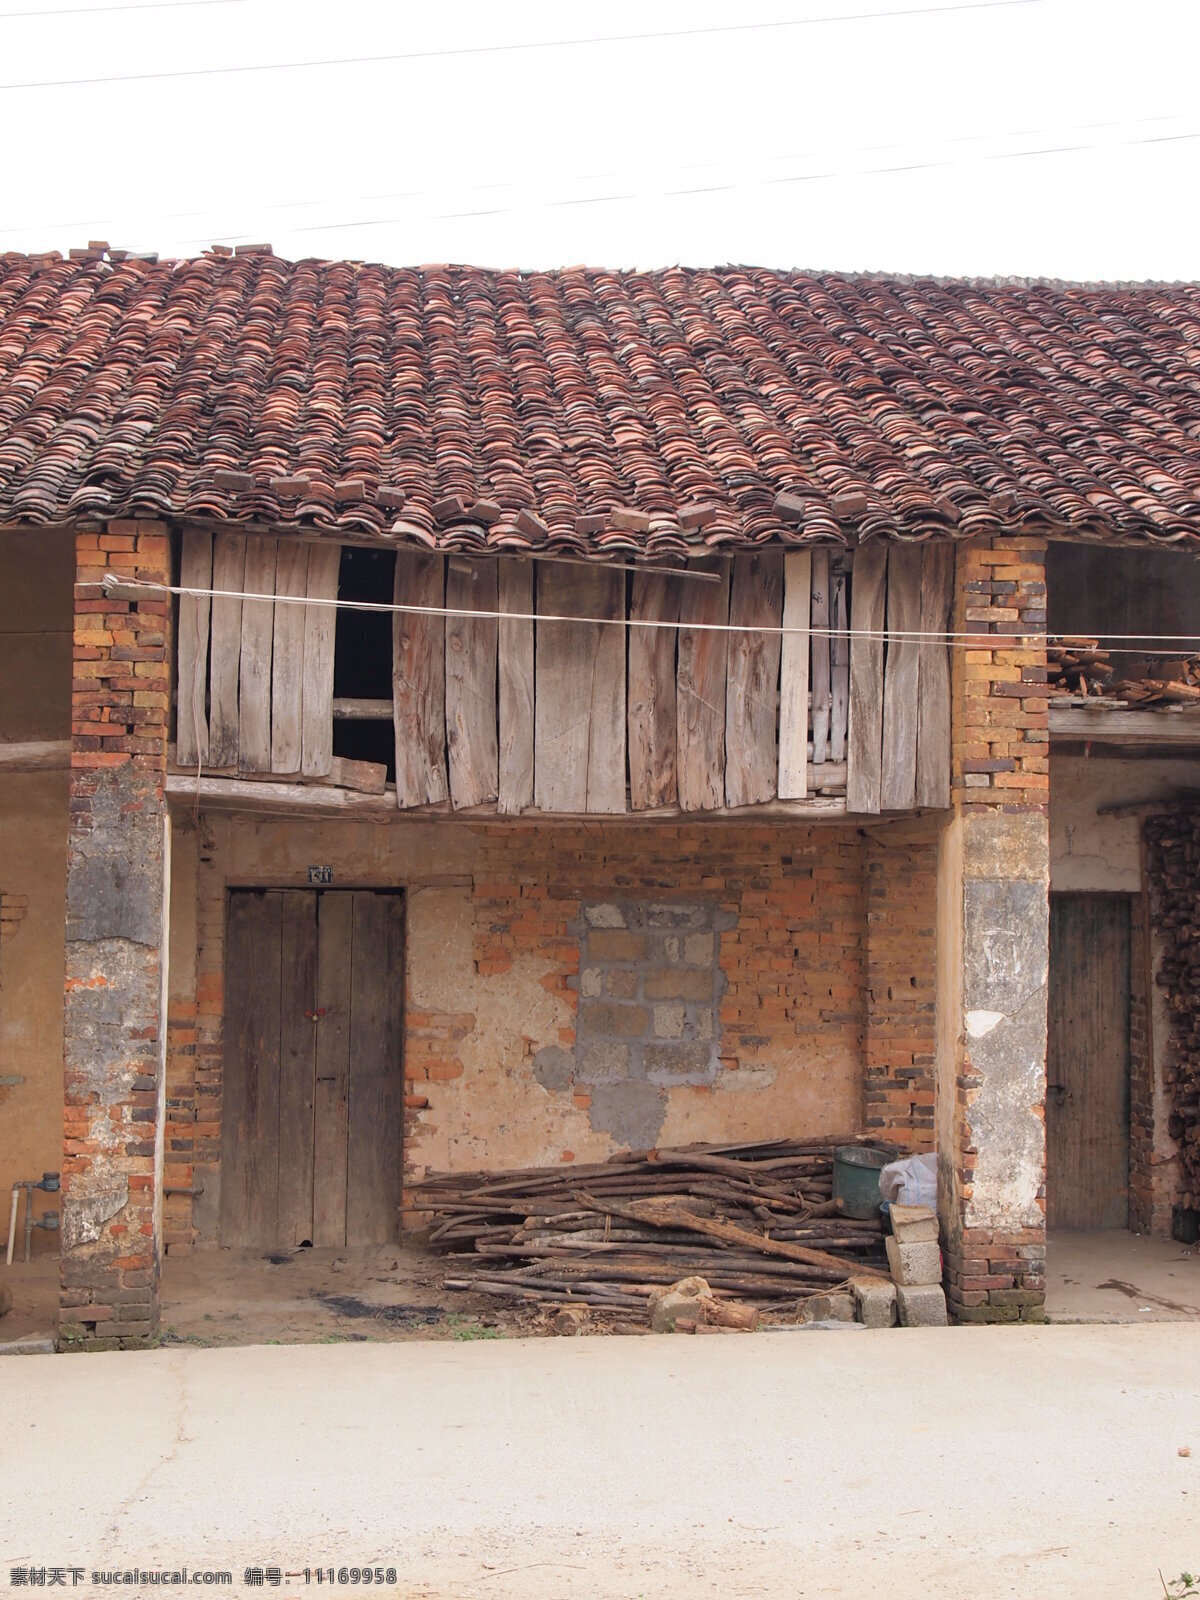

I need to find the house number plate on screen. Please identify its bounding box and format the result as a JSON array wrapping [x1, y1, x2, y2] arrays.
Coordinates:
[[308, 866, 334, 885]]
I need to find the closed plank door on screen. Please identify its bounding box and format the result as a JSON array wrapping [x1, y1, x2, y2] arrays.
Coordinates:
[[1046, 894, 1131, 1230], [221, 889, 404, 1248]]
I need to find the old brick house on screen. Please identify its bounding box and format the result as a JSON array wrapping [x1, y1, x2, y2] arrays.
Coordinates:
[[1, 249, 1198, 1343]]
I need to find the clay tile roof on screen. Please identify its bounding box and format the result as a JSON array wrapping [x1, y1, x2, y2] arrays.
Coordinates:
[[0, 250, 1198, 554]]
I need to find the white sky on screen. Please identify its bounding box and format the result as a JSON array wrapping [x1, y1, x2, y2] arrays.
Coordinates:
[[1, 0, 1198, 280]]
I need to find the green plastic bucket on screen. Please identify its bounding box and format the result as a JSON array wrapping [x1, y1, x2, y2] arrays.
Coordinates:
[[832, 1144, 898, 1220]]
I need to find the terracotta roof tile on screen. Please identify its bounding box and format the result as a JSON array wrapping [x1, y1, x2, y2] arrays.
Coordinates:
[[0, 251, 1197, 551]]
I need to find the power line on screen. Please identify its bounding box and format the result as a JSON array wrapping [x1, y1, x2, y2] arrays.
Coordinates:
[[2, 106, 1181, 243], [0, 0, 241, 12], [175, 125, 1200, 247], [102, 574, 1200, 655], [0, 0, 1041, 91]]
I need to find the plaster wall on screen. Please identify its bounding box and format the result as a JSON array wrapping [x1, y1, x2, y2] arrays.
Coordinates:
[[0, 531, 73, 1251], [1050, 754, 1200, 893]]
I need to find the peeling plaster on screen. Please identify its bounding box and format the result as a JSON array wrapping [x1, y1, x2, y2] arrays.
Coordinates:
[[965, 1010, 1005, 1039]]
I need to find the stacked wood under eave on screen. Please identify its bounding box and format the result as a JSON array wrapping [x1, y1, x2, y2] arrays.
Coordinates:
[[409, 1137, 889, 1324], [1145, 811, 1200, 1211], [1048, 639, 1200, 706]]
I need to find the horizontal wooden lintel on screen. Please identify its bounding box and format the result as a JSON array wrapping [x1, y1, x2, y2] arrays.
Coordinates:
[[1049, 705, 1200, 746]]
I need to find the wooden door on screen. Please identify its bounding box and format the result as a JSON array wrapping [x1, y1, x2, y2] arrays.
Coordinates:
[[1046, 894, 1131, 1230], [220, 890, 404, 1248]]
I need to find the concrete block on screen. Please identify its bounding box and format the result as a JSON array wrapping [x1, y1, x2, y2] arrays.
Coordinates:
[[897, 1284, 948, 1327], [889, 1205, 939, 1245], [800, 1291, 855, 1324], [886, 1236, 942, 1286], [851, 1277, 898, 1329]]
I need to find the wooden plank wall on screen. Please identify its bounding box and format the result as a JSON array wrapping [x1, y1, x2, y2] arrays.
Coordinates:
[[175, 530, 957, 818]]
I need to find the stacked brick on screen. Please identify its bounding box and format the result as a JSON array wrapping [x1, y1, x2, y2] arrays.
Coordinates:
[[954, 537, 1049, 809], [943, 534, 1049, 1325], [61, 522, 171, 1348]]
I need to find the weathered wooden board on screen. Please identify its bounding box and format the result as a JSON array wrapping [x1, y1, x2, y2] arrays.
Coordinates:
[[238, 536, 277, 773], [445, 556, 499, 809], [810, 550, 831, 766], [346, 893, 405, 1244], [916, 541, 955, 809], [277, 892, 317, 1247], [208, 532, 246, 769], [176, 527, 212, 768], [846, 541, 888, 815], [829, 555, 850, 763], [393, 551, 448, 808], [219, 891, 282, 1248], [314, 890, 352, 1248], [725, 551, 783, 809], [534, 563, 626, 814], [677, 559, 730, 812], [628, 571, 682, 810], [497, 559, 534, 815], [778, 550, 812, 800], [880, 542, 923, 811], [301, 542, 340, 778], [1046, 894, 1131, 1229], [270, 538, 308, 775]]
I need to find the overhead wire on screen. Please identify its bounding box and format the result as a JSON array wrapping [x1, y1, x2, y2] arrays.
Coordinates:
[[102, 573, 1200, 655], [0, 0, 1042, 89]]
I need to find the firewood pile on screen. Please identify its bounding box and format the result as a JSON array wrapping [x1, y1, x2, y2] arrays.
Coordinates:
[[1145, 812, 1200, 1209], [409, 1137, 888, 1324], [1048, 638, 1200, 705]]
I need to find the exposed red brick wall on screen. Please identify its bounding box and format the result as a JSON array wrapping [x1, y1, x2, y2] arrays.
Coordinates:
[[61, 521, 171, 1347], [863, 825, 937, 1152]]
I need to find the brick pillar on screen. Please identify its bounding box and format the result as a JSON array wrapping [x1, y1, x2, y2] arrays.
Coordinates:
[[60, 522, 172, 1348], [937, 535, 1049, 1324]]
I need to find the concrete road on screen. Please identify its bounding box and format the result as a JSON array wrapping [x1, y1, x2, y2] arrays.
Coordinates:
[[2, 1326, 1198, 1599]]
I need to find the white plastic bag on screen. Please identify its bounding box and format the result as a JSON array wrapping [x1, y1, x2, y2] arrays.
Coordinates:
[[879, 1152, 938, 1208]]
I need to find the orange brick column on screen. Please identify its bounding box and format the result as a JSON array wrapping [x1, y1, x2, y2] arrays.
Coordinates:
[[936, 534, 1049, 1323], [60, 521, 172, 1348]]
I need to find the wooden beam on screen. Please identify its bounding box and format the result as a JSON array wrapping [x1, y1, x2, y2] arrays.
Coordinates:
[[778, 550, 812, 800], [301, 542, 340, 778], [880, 542, 922, 811], [445, 556, 499, 809], [1049, 707, 1200, 746], [332, 697, 393, 720], [270, 538, 308, 775], [175, 527, 212, 768], [829, 554, 850, 763], [0, 740, 71, 771], [165, 771, 850, 823], [725, 551, 783, 809], [915, 542, 954, 808], [810, 549, 831, 765], [393, 551, 448, 808], [677, 558, 730, 813], [238, 535, 277, 773], [497, 559, 535, 816], [846, 541, 887, 815], [628, 570, 682, 811], [208, 531, 245, 769]]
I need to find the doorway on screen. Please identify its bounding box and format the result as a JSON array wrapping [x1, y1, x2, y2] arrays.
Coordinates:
[[1046, 893, 1131, 1230], [219, 889, 405, 1248]]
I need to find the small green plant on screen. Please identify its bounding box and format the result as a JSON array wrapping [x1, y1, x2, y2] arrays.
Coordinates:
[[1163, 1574, 1200, 1598], [451, 1322, 504, 1341]]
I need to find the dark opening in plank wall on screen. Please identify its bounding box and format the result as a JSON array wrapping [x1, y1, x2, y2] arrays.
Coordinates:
[[172, 531, 955, 819]]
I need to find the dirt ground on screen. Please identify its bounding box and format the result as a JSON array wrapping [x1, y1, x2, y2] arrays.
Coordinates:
[[4, 1226, 1200, 1348]]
